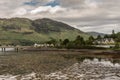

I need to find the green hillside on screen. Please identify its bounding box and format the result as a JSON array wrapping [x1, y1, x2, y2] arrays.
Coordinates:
[[0, 18, 89, 45]]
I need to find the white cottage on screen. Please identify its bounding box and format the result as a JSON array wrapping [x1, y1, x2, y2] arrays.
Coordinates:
[[93, 38, 115, 45]]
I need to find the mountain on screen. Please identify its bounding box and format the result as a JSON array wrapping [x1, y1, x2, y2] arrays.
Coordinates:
[[87, 32, 106, 37], [0, 18, 89, 45]]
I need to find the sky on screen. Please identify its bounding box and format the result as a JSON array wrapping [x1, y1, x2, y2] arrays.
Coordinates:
[[0, 0, 120, 34]]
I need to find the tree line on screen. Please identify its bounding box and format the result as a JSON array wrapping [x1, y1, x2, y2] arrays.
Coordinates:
[[47, 30, 120, 49]]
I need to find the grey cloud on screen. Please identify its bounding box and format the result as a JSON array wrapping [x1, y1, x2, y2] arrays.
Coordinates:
[[58, 0, 84, 8], [0, 0, 120, 33]]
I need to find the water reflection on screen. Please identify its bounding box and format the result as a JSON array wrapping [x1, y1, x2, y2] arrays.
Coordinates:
[[0, 48, 15, 52]]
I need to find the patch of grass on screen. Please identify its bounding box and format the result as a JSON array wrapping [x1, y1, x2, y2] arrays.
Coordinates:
[[0, 52, 77, 75], [0, 51, 119, 75]]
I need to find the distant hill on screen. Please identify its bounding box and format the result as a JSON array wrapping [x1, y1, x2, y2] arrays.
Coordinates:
[[0, 18, 89, 45], [87, 32, 106, 37]]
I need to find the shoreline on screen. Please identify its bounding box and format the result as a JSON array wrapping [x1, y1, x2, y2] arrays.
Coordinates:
[[22, 47, 120, 53], [0, 59, 120, 80]]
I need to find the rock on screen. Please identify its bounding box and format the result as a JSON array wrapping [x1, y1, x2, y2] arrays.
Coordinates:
[[1, 59, 120, 80]]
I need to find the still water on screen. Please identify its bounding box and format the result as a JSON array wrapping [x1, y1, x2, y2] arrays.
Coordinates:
[[0, 48, 15, 52], [0, 51, 120, 80]]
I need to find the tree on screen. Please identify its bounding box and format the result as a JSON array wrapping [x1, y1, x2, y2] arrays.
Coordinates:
[[115, 32, 120, 42], [47, 38, 57, 45], [66, 41, 75, 49], [114, 43, 119, 49], [86, 36, 94, 45], [97, 35, 102, 40], [104, 35, 109, 38], [89, 36, 94, 41], [111, 30, 117, 39], [112, 30, 115, 35], [62, 39, 69, 46], [74, 35, 85, 46]]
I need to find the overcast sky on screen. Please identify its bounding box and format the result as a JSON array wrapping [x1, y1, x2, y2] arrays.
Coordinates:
[[0, 0, 120, 34]]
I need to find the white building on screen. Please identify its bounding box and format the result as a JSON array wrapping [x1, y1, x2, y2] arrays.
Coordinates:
[[93, 38, 115, 45], [34, 43, 54, 48]]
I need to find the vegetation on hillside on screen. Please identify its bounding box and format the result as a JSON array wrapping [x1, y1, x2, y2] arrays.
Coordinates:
[[0, 18, 89, 46], [48, 30, 120, 49]]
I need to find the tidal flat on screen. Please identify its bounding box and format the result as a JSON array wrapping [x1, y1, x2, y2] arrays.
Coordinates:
[[0, 51, 120, 80]]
